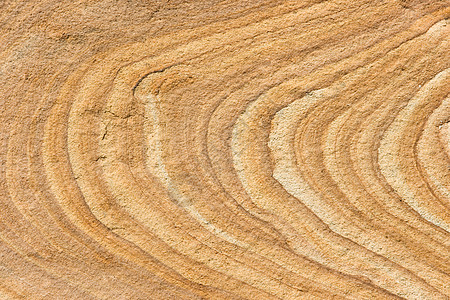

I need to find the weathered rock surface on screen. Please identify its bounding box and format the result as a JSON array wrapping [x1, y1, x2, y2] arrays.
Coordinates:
[[0, 0, 449, 298]]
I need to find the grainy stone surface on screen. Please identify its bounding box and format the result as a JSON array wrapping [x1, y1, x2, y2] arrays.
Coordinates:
[[0, 1, 449, 299]]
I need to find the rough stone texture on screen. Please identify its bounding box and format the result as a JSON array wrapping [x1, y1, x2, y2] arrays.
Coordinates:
[[0, 0, 449, 299]]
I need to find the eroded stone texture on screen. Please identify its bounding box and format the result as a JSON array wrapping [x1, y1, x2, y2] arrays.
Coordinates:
[[0, 1, 449, 299]]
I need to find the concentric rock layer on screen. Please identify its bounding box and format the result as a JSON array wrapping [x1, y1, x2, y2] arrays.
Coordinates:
[[0, 0, 449, 299]]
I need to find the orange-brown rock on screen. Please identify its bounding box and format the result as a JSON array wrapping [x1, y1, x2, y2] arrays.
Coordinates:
[[0, 0, 449, 299]]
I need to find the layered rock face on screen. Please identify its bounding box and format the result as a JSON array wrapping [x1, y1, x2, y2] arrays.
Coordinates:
[[0, 0, 449, 299]]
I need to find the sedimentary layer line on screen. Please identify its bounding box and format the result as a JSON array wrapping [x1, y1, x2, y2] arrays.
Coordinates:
[[0, 0, 449, 299]]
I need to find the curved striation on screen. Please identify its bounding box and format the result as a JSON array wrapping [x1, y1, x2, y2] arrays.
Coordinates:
[[0, 0, 449, 298]]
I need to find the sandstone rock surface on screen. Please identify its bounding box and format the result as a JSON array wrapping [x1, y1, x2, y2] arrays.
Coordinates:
[[0, 0, 449, 299]]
